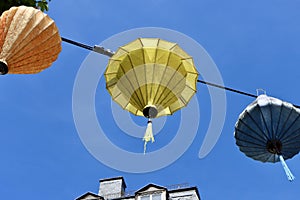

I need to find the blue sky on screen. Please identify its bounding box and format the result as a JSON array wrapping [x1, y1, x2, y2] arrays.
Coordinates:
[[1, 0, 300, 199]]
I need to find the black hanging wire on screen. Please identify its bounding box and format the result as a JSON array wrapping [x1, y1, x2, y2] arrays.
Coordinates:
[[61, 37, 93, 51], [61, 37, 114, 57], [197, 80, 257, 98], [61, 37, 300, 108], [197, 78, 300, 109]]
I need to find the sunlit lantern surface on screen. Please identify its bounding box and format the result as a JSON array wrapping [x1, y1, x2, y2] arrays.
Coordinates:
[[105, 38, 198, 152], [0, 6, 61, 74], [235, 94, 300, 181]]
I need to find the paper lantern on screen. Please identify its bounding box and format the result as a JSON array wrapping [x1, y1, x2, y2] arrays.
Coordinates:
[[105, 38, 198, 152], [235, 95, 300, 181], [0, 6, 61, 74]]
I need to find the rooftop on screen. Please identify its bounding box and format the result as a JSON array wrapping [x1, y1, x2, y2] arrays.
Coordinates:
[[75, 177, 201, 200]]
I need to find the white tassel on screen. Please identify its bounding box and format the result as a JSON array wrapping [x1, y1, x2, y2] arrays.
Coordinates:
[[143, 119, 154, 154], [279, 155, 295, 181]]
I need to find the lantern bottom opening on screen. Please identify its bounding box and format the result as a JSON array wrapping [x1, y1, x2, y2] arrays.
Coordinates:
[[143, 106, 158, 118], [266, 139, 282, 154], [0, 61, 8, 75]]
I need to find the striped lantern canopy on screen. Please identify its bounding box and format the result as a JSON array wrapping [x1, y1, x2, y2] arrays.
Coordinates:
[[235, 94, 300, 181], [0, 6, 61, 74], [105, 38, 198, 152]]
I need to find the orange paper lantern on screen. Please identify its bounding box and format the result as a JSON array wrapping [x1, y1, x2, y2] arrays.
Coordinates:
[[0, 6, 61, 74]]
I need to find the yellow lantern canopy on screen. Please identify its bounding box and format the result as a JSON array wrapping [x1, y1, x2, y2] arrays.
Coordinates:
[[105, 38, 198, 152], [0, 6, 61, 74]]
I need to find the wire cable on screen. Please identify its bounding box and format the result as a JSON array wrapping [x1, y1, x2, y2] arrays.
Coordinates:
[[61, 37, 114, 57], [61, 37, 93, 51], [197, 80, 300, 108], [197, 80, 257, 98], [61, 36, 300, 108]]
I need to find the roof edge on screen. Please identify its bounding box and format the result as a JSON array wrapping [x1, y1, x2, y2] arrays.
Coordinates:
[[75, 191, 103, 200], [169, 187, 201, 200]]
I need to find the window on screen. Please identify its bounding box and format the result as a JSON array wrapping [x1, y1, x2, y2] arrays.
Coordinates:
[[141, 195, 150, 200], [152, 194, 161, 200], [140, 193, 162, 200]]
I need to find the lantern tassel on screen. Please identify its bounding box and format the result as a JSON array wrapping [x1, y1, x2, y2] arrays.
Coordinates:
[[143, 119, 154, 154], [279, 155, 295, 181]]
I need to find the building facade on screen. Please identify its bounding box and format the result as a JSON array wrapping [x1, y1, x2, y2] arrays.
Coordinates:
[[75, 177, 201, 200]]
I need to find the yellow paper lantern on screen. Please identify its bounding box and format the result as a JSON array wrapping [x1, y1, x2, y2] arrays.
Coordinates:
[[105, 38, 198, 152], [0, 6, 61, 74]]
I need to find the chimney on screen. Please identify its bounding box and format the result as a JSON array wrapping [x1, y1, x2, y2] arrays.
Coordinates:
[[98, 177, 127, 199]]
